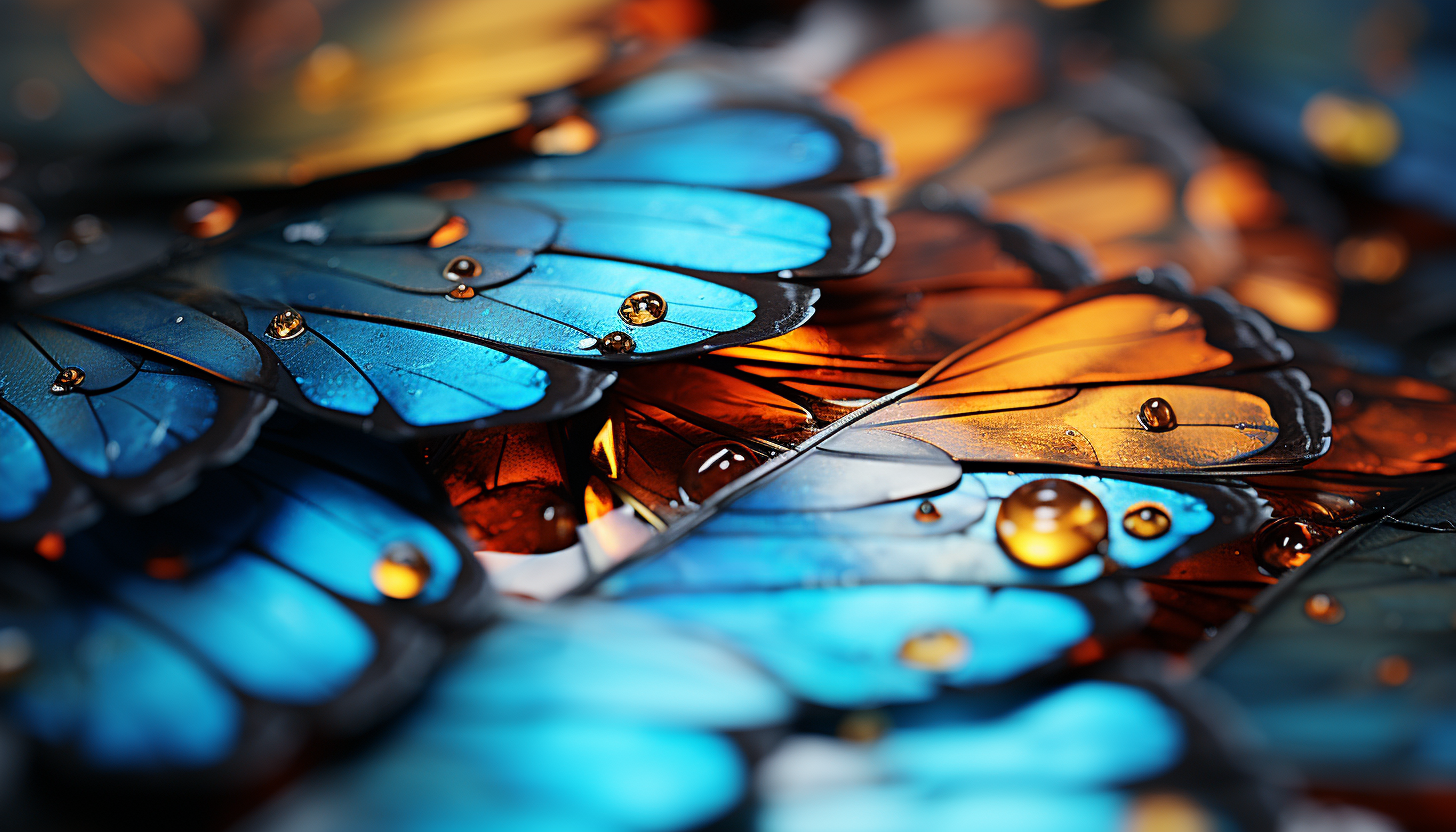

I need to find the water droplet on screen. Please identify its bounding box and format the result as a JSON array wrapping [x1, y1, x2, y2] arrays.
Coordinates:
[[1254, 518, 1329, 574], [996, 479, 1109, 569], [1125, 793, 1214, 832], [1304, 593, 1345, 624], [428, 215, 469, 248], [457, 485, 577, 554], [372, 543, 432, 600], [777, 269, 793, 278], [0, 627, 34, 684], [618, 291, 667, 326], [598, 331, 636, 354], [1123, 502, 1171, 539], [679, 441, 758, 503], [447, 284, 475, 300], [443, 255, 482, 282], [898, 629, 970, 671], [915, 500, 941, 523], [1376, 654, 1411, 686], [577, 337, 599, 350], [181, 197, 239, 238], [266, 309, 306, 340], [49, 366, 84, 395], [1138, 397, 1177, 431]]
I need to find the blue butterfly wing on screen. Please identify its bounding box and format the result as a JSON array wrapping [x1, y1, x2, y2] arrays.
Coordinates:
[[0, 418, 486, 781], [234, 602, 793, 832], [0, 315, 272, 543], [1204, 483, 1456, 789]]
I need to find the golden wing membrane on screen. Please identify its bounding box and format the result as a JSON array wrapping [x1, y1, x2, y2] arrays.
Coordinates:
[[433, 422, 580, 554], [845, 272, 1330, 474]]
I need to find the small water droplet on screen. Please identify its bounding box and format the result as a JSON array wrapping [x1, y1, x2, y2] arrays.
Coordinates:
[[1254, 518, 1329, 574], [174, 316, 184, 324], [598, 331, 636, 354], [898, 629, 970, 671], [915, 500, 941, 522], [1123, 503, 1171, 539], [996, 479, 1108, 569], [777, 269, 793, 278], [1304, 592, 1345, 624], [49, 366, 84, 395], [577, 337, 599, 350], [447, 284, 475, 300], [1138, 397, 1177, 432], [372, 543, 432, 600], [679, 441, 757, 503], [266, 309, 306, 340], [443, 256, 482, 282], [618, 291, 667, 326]]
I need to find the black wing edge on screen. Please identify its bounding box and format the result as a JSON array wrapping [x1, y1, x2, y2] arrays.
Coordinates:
[[759, 185, 894, 279]]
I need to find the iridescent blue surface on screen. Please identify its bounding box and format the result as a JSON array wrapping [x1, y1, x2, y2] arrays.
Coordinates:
[[0, 408, 49, 521]]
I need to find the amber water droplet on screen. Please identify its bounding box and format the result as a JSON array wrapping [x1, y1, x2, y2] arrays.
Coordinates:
[[448, 284, 475, 300], [49, 366, 84, 395], [598, 331, 636, 354], [181, 197, 239, 239], [428, 215, 469, 248], [1304, 592, 1345, 624], [1122, 503, 1171, 539], [996, 479, 1109, 569], [443, 256, 482, 282], [1376, 654, 1411, 686], [266, 309, 305, 339], [898, 629, 970, 671], [1254, 518, 1330, 574], [619, 291, 668, 326], [1125, 793, 1215, 832], [915, 500, 941, 523], [1138, 397, 1177, 431], [372, 543, 432, 600], [679, 441, 758, 503]]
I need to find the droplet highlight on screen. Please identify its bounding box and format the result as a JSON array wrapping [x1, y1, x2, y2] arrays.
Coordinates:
[[1138, 397, 1177, 431], [372, 543, 432, 600], [619, 291, 668, 326], [996, 479, 1109, 570], [447, 284, 475, 300], [679, 441, 758, 503], [1123, 503, 1172, 539]]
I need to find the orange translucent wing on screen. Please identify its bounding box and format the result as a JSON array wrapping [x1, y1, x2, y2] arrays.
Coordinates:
[[435, 423, 579, 553], [831, 25, 1041, 193], [1305, 364, 1456, 476]]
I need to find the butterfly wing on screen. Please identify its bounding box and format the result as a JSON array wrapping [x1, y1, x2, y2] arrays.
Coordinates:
[[0, 418, 486, 784], [0, 316, 273, 543]]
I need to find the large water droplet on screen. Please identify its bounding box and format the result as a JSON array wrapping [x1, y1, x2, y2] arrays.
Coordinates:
[[1254, 518, 1329, 574], [372, 543, 432, 600], [996, 479, 1109, 569], [619, 291, 667, 326], [679, 441, 758, 503], [1123, 502, 1171, 539], [898, 629, 970, 671], [457, 485, 577, 554], [443, 255, 482, 282], [266, 309, 305, 340], [598, 331, 636, 354], [1138, 397, 1177, 431]]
